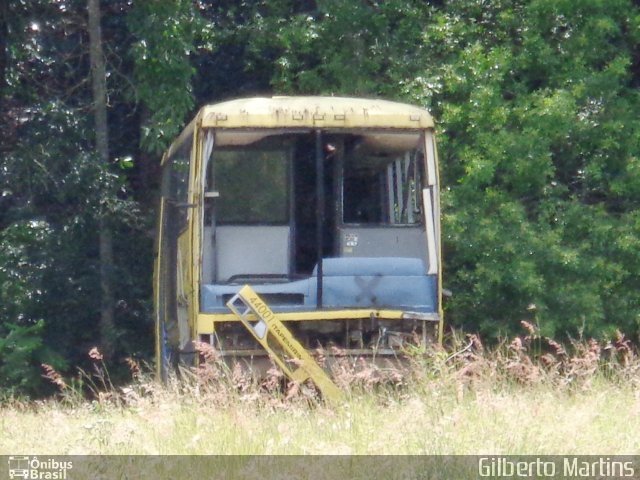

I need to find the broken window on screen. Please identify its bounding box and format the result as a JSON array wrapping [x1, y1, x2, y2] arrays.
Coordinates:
[[343, 133, 424, 225]]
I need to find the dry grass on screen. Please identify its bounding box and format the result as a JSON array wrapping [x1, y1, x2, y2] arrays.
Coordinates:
[[1, 327, 639, 456]]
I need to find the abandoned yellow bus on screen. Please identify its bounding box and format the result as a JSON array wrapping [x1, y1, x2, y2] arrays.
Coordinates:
[[154, 96, 443, 378]]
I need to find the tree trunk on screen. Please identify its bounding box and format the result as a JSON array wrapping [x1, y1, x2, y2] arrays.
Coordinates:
[[0, 1, 9, 152], [88, 0, 115, 357], [0, 2, 7, 98]]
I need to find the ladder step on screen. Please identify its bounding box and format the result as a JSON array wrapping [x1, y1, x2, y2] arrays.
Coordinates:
[[226, 285, 344, 403]]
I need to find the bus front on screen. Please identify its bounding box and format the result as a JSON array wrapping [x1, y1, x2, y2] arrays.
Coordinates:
[[195, 97, 443, 357]]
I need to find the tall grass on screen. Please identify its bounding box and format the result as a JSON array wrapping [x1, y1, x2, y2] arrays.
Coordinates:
[[1, 326, 639, 456]]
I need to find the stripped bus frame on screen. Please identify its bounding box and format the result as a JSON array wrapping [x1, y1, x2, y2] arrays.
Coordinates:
[[154, 96, 443, 378]]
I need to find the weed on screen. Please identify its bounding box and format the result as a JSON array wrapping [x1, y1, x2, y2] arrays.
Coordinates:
[[13, 328, 637, 455]]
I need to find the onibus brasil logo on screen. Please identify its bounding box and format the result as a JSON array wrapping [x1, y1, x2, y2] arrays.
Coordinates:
[[8, 456, 73, 479]]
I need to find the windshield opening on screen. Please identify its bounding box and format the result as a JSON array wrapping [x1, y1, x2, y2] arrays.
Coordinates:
[[342, 132, 424, 225]]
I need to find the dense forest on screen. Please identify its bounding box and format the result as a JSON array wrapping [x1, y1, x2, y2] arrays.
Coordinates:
[[1, 0, 640, 395]]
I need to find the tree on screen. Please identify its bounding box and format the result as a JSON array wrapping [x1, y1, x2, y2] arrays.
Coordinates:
[[416, 0, 640, 339], [88, 0, 115, 357], [128, 0, 200, 155], [2, 0, 640, 396], [0, 0, 151, 395]]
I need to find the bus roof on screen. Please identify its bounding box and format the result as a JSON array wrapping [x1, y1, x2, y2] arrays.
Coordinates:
[[199, 96, 434, 129]]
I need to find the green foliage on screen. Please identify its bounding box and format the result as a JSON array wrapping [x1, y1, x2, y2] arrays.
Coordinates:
[[419, 0, 640, 339], [1, 99, 150, 395], [0, 321, 51, 394], [232, 0, 430, 97], [128, 0, 202, 154], [2, 0, 640, 397], [0, 221, 66, 394]]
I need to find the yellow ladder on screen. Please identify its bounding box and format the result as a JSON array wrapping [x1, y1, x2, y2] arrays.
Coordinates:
[[226, 285, 344, 403]]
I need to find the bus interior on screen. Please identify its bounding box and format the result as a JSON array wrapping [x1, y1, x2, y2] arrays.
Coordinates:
[[196, 128, 439, 352]]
